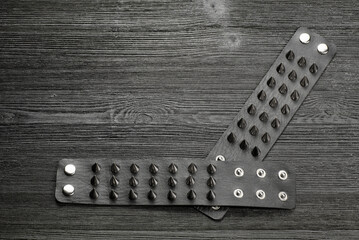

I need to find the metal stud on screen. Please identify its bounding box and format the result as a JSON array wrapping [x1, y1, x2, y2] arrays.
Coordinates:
[[288, 70, 297, 81], [251, 146, 261, 157], [91, 175, 100, 186], [129, 189, 138, 200], [256, 168, 266, 178], [300, 76, 309, 88], [206, 190, 216, 201], [207, 176, 216, 188], [278, 170, 288, 180], [299, 33, 311, 44], [261, 132, 271, 143], [257, 90, 266, 101], [298, 57, 306, 67], [286, 50, 295, 61], [317, 43, 329, 55], [215, 155, 225, 162], [130, 164, 140, 174], [278, 83, 288, 95], [269, 97, 278, 108], [89, 188, 99, 199], [148, 189, 157, 201], [92, 163, 101, 174], [188, 163, 198, 174], [276, 63, 285, 75], [111, 163, 120, 175], [234, 189, 244, 198], [62, 184, 75, 196], [249, 125, 259, 136], [271, 118, 280, 129], [109, 190, 118, 200], [239, 140, 249, 150], [168, 176, 177, 187], [207, 164, 217, 174], [227, 132, 236, 143], [247, 104, 256, 115], [309, 63, 319, 74], [64, 164, 76, 176], [259, 112, 268, 122], [267, 77, 276, 88], [148, 176, 158, 187], [149, 163, 159, 175], [187, 190, 197, 200], [110, 175, 119, 187], [129, 176, 139, 187], [256, 190, 266, 200], [167, 190, 176, 201], [237, 118, 247, 129], [291, 90, 300, 101], [234, 167, 244, 177], [168, 163, 178, 174], [281, 104, 290, 115], [278, 191, 288, 201], [186, 176, 195, 186]]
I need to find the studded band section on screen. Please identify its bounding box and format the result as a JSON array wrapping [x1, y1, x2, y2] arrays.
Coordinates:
[[55, 158, 295, 208]]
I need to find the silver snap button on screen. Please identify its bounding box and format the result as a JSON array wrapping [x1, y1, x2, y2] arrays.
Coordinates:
[[256, 190, 266, 200], [215, 155, 225, 161], [234, 167, 244, 177], [278, 191, 288, 201], [62, 184, 75, 196], [234, 189, 244, 198], [256, 168, 266, 178], [278, 170, 288, 180], [317, 43, 329, 55], [299, 33, 311, 44], [64, 164, 76, 176]]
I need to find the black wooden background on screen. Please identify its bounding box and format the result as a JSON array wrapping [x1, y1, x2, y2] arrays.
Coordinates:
[[1, 0, 358, 239]]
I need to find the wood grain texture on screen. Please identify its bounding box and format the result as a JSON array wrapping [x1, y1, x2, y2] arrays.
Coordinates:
[[0, 0, 358, 239]]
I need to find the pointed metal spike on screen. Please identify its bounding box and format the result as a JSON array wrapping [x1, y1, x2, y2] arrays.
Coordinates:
[[249, 125, 259, 136], [309, 63, 318, 74], [89, 188, 99, 199], [298, 57, 306, 67], [149, 163, 159, 175], [261, 133, 271, 143], [186, 176, 195, 186], [288, 70, 297, 81], [148, 176, 158, 187], [276, 63, 285, 74], [237, 118, 247, 129], [130, 164, 140, 174], [129, 189, 138, 200], [168, 176, 177, 187], [267, 77, 276, 88], [247, 104, 256, 115], [147, 189, 157, 201], [257, 90, 266, 101], [278, 83, 288, 95], [239, 139, 249, 150], [227, 132, 236, 143], [207, 164, 217, 175], [300, 76, 309, 88], [259, 112, 268, 122], [281, 104, 290, 115], [168, 163, 178, 174], [111, 163, 120, 174], [188, 163, 198, 174], [129, 176, 139, 187], [90, 175, 100, 186], [91, 163, 101, 173], [109, 190, 118, 200], [206, 190, 216, 201], [187, 190, 197, 200], [167, 190, 176, 201], [291, 90, 300, 101], [207, 176, 216, 188], [251, 146, 261, 157], [110, 175, 119, 187], [269, 97, 278, 108], [286, 50, 295, 61], [271, 118, 280, 129]]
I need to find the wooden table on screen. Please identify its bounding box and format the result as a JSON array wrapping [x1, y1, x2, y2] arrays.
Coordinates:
[[1, 0, 358, 239]]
